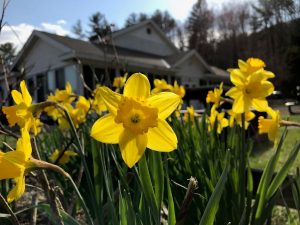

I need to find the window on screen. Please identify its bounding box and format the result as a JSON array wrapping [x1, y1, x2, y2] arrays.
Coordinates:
[[37, 74, 47, 102], [146, 27, 152, 35], [199, 79, 207, 86], [55, 68, 65, 89]]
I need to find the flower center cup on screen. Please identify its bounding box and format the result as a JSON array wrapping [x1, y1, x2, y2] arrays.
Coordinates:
[[115, 97, 158, 134]]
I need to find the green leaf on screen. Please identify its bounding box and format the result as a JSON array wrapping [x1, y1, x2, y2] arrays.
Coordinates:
[[199, 163, 229, 225], [39, 203, 81, 225], [137, 155, 159, 223], [266, 141, 300, 199]]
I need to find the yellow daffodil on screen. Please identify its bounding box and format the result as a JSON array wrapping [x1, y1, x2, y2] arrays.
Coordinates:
[[236, 58, 275, 79], [2, 80, 42, 135], [0, 128, 34, 202], [173, 81, 185, 99], [225, 67, 274, 113], [184, 106, 199, 124], [113, 73, 128, 92], [228, 110, 256, 129], [258, 107, 280, 143], [50, 149, 78, 165], [151, 79, 173, 94], [208, 105, 228, 134], [74, 96, 90, 125], [206, 82, 223, 106], [50, 82, 75, 104], [44, 82, 75, 121], [45, 83, 90, 129], [91, 73, 181, 168]]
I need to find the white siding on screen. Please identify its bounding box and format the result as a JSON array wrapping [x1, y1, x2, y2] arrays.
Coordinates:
[[47, 70, 56, 92], [65, 65, 78, 93], [113, 25, 176, 56], [175, 56, 207, 88], [24, 39, 68, 76]]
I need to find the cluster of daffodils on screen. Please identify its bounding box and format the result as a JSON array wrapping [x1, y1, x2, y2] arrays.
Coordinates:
[[206, 58, 282, 142], [45, 83, 90, 129]]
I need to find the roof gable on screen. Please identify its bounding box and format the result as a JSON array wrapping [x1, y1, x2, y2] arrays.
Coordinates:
[[111, 20, 178, 56]]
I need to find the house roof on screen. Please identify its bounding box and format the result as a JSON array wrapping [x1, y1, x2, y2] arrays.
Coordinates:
[[12, 30, 173, 72], [11, 21, 228, 82]]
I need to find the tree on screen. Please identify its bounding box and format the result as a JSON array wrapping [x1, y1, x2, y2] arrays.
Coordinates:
[[88, 12, 109, 39], [72, 20, 86, 39], [124, 13, 149, 27], [151, 10, 177, 38], [186, 0, 214, 62], [125, 13, 138, 27], [0, 42, 16, 66]]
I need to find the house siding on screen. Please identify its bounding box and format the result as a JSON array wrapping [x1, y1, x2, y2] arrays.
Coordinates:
[[176, 56, 207, 88], [113, 25, 176, 56], [24, 39, 68, 76]]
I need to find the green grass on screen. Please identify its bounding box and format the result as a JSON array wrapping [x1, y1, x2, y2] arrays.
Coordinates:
[[250, 115, 300, 174]]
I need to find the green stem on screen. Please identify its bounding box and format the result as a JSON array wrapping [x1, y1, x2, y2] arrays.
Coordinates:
[[56, 103, 100, 224], [65, 173, 95, 225], [240, 113, 246, 214]]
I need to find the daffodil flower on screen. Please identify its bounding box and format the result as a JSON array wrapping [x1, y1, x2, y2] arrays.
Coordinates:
[[206, 82, 223, 106], [91, 73, 181, 168], [0, 128, 34, 202], [208, 105, 228, 134], [151, 79, 173, 94], [173, 81, 185, 99], [2, 80, 42, 135], [225, 68, 274, 113], [258, 107, 280, 143], [113, 73, 128, 92], [237, 58, 275, 79], [50, 149, 78, 165], [184, 106, 199, 125]]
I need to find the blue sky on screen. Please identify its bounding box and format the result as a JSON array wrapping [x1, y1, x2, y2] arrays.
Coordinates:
[[1, 0, 242, 51]]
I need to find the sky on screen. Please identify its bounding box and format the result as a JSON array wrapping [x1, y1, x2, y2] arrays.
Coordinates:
[[1, 0, 246, 51]]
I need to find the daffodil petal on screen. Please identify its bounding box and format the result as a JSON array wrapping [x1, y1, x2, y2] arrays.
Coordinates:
[[232, 95, 250, 114], [148, 92, 180, 119], [119, 130, 147, 168], [16, 128, 32, 159], [147, 119, 177, 152], [238, 59, 247, 71], [2, 106, 19, 126], [225, 87, 240, 99], [7, 174, 25, 203], [0, 151, 24, 179], [251, 98, 269, 112], [123, 73, 150, 99], [90, 114, 123, 144], [11, 90, 23, 105], [20, 80, 32, 106], [99, 87, 122, 116], [230, 69, 246, 86]]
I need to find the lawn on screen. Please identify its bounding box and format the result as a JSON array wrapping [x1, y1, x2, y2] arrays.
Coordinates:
[[250, 114, 300, 174]]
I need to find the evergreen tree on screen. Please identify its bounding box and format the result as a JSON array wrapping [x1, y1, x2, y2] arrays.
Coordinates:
[[186, 0, 214, 62], [72, 19, 86, 39], [88, 12, 109, 39]]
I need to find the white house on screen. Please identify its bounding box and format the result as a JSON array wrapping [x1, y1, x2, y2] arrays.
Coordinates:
[[9, 20, 229, 103]]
